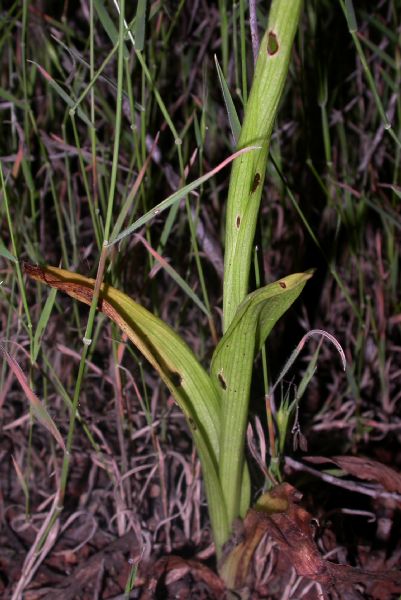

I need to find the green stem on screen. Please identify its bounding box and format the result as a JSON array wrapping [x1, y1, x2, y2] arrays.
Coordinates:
[[223, 0, 304, 332], [218, 0, 303, 532]]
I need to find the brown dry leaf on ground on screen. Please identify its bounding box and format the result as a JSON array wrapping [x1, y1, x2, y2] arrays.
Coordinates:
[[219, 483, 401, 599]]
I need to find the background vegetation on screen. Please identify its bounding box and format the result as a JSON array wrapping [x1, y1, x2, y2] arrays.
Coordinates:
[[1, 0, 400, 597]]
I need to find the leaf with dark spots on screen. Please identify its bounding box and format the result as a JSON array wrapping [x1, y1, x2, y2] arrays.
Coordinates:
[[22, 264, 220, 453], [23, 262, 230, 549], [211, 271, 313, 523], [169, 371, 183, 387]]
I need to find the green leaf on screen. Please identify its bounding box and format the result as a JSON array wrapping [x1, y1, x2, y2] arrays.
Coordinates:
[[23, 263, 229, 551], [211, 270, 313, 524]]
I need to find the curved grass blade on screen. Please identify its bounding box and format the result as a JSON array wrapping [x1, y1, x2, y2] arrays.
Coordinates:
[[211, 270, 313, 524], [109, 146, 259, 246]]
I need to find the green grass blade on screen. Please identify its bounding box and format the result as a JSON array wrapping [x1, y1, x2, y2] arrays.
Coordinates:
[[11, 456, 30, 509], [1, 343, 66, 452], [30, 61, 93, 129], [0, 86, 25, 106], [214, 54, 241, 144], [0, 238, 17, 263], [0, 163, 33, 348], [109, 134, 158, 243], [344, 0, 358, 32], [339, 0, 400, 150], [32, 287, 58, 363], [133, 0, 147, 51], [109, 146, 259, 246], [94, 0, 129, 58], [135, 234, 209, 316]]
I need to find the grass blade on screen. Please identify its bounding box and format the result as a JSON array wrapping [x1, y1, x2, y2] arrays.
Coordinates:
[[0, 238, 17, 263], [214, 54, 241, 144], [94, 0, 129, 58], [135, 233, 209, 316], [109, 146, 259, 246], [30, 61, 93, 129], [133, 0, 147, 51], [1, 344, 66, 452], [32, 287, 58, 363]]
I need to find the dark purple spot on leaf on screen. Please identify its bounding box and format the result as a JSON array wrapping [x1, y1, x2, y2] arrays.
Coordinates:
[[279, 281, 286, 288], [236, 215, 241, 228]]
